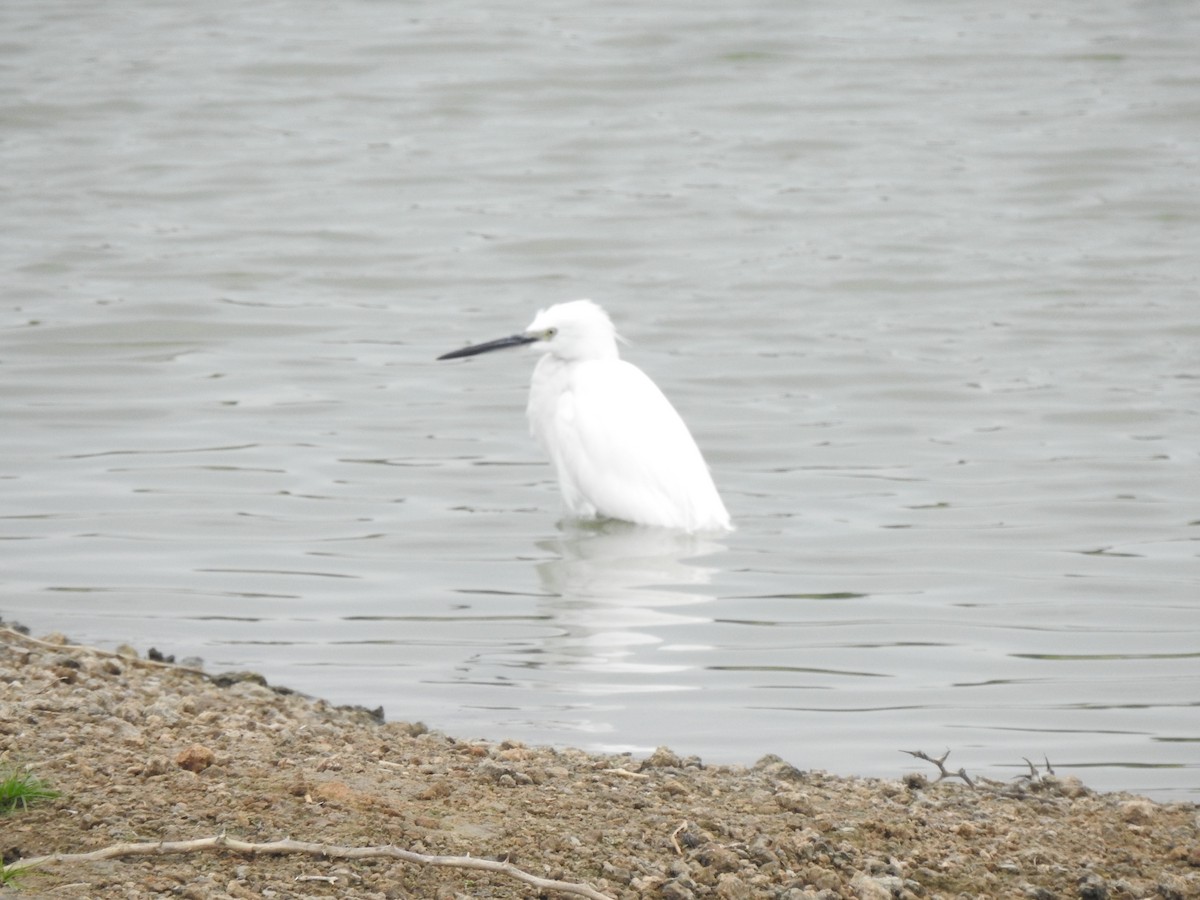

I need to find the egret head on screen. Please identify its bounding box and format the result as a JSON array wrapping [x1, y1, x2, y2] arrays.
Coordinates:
[[437, 299, 621, 363], [524, 299, 620, 362]]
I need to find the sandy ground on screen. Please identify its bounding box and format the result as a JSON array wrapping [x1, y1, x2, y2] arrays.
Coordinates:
[[2, 624, 1198, 900]]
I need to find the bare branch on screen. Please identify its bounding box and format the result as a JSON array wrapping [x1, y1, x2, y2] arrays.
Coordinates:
[[901, 749, 975, 788], [603, 767, 649, 780], [1015, 756, 1056, 784], [670, 821, 689, 856], [0, 627, 207, 678], [12, 834, 615, 900]]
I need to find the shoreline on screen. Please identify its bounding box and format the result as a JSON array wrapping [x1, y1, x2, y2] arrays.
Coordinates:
[[3, 624, 1197, 898]]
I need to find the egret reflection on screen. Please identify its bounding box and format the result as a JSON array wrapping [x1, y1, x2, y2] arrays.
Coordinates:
[[531, 520, 726, 670]]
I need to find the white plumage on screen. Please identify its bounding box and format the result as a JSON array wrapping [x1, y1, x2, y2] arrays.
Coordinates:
[[439, 300, 731, 532]]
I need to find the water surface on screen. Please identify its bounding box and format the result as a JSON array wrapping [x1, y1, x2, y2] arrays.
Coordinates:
[[3, 0, 1198, 799]]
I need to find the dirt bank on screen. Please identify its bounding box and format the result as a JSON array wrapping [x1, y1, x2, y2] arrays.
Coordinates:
[[2, 625, 1197, 899]]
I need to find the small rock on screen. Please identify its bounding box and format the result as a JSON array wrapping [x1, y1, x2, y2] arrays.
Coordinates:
[[140, 755, 173, 777], [754, 754, 805, 780], [477, 759, 515, 783], [601, 861, 633, 883], [715, 872, 753, 900], [804, 865, 842, 891], [643, 746, 684, 769], [776, 790, 814, 814], [337, 703, 384, 722], [497, 745, 533, 761], [696, 845, 741, 874], [631, 874, 668, 893], [174, 744, 215, 773], [1156, 874, 1198, 900], [661, 778, 689, 796], [49, 665, 79, 684], [661, 877, 698, 900], [315, 781, 354, 804], [416, 780, 452, 800], [1118, 799, 1155, 824], [850, 872, 904, 899], [1078, 871, 1108, 900], [212, 671, 269, 688], [1055, 775, 1089, 798]]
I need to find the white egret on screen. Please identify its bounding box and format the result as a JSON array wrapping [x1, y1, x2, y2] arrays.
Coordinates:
[[438, 300, 732, 532]]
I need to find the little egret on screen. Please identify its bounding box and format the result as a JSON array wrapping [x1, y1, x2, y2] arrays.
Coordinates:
[[438, 300, 732, 532]]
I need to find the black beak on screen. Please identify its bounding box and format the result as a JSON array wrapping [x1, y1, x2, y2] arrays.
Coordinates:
[[437, 333, 539, 361]]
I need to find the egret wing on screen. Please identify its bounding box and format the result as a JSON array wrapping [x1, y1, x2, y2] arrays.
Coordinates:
[[548, 359, 728, 531]]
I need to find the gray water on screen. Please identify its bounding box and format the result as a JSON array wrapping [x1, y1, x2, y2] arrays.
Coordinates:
[[3, 0, 1198, 801]]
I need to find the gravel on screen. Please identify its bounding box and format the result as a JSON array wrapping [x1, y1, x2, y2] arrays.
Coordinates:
[[3, 626, 1198, 899]]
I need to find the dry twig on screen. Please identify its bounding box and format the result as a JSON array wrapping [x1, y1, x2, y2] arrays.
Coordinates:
[[1015, 756, 1055, 784], [669, 821, 689, 856], [0, 627, 208, 678], [10, 834, 616, 900], [603, 767, 649, 780], [902, 749, 976, 788]]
